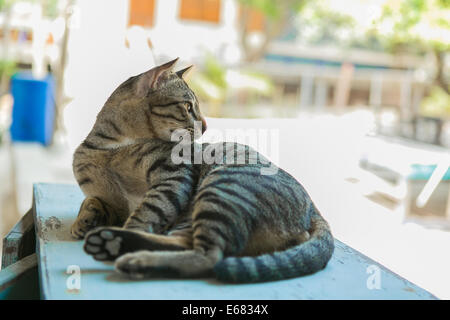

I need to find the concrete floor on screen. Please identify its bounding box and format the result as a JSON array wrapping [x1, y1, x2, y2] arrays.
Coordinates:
[[1, 110, 449, 299]]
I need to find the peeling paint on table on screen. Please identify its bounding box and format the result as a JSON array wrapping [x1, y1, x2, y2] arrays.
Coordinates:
[[33, 183, 437, 300]]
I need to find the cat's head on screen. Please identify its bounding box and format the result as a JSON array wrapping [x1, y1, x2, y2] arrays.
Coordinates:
[[105, 58, 206, 142]]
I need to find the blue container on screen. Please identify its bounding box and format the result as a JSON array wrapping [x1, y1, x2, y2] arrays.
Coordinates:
[[10, 72, 55, 145]]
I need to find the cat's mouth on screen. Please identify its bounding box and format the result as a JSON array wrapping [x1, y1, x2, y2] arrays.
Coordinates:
[[167, 127, 197, 143], [187, 127, 199, 139], [168, 123, 205, 143], [188, 126, 205, 141]]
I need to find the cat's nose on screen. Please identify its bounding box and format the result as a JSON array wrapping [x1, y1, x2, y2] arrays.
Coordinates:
[[201, 118, 207, 133]]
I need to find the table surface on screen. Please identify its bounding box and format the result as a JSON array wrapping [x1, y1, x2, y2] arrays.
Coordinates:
[[33, 183, 437, 300]]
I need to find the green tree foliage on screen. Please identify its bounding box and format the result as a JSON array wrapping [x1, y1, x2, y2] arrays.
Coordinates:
[[375, 0, 450, 52], [295, 2, 356, 46], [373, 0, 450, 99], [0, 0, 60, 18], [238, 0, 305, 21]]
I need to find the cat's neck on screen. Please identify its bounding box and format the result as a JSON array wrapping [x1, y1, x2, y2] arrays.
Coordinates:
[[84, 135, 138, 150], [84, 116, 156, 150]]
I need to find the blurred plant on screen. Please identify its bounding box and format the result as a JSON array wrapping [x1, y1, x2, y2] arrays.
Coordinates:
[[420, 86, 450, 117], [0, 0, 60, 18], [296, 2, 356, 47], [189, 54, 273, 114], [189, 54, 228, 104], [0, 59, 16, 95], [372, 0, 450, 97], [202, 54, 228, 92], [42, 0, 60, 18], [0, 59, 17, 79], [0, 0, 13, 9]]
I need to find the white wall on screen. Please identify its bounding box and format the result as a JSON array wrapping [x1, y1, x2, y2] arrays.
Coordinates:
[[144, 0, 241, 65], [63, 0, 131, 151], [63, 0, 242, 151]]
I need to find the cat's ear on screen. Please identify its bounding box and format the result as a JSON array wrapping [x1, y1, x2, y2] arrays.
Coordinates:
[[136, 57, 179, 97], [176, 65, 194, 79]]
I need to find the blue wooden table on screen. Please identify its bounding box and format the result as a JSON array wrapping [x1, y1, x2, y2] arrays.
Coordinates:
[[2, 183, 438, 299]]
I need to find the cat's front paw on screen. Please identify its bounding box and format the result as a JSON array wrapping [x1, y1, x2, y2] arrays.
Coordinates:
[[71, 218, 102, 239], [71, 197, 107, 239]]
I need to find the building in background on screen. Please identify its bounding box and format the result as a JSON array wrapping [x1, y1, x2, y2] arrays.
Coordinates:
[[125, 0, 447, 147]]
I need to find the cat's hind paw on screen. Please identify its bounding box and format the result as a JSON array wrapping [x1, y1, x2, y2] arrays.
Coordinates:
[[114, 252, 151, 279], [115, 251, 180, 279]]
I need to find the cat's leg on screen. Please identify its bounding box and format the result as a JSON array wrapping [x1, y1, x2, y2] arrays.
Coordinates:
[[113, 198, 242, 279], [83, 226, 193, 262], [83, 164, 196, 259], [122, 179, 194, 233], [72, 158, 129, 239], [115, 249, 222, 279], [82, 173, 195, 257], [71, 197, 111, 239]]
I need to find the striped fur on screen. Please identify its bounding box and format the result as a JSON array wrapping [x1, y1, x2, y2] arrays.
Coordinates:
[[72, 59, 334, 283]]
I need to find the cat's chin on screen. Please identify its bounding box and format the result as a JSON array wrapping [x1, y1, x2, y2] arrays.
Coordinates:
[[159, 129, 186, 143], [166, 128, 201, 144]]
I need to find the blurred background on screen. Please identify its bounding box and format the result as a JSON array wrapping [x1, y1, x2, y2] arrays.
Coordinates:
[[0, 0, 448, 298]]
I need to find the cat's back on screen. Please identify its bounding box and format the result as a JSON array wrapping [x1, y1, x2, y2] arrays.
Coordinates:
[[197, 141, 308, 205]]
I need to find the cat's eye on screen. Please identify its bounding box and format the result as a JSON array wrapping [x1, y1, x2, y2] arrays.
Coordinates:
[[185, 102, 193, 112]]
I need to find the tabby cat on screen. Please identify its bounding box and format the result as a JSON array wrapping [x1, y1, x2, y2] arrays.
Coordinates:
[[71, 58, 334, 283]]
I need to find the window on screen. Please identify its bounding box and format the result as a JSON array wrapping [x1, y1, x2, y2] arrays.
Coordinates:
[[129, 0, 156, 27], [246, 9, 264, 32], [240, 6, 264, 32], [179, 0, 221, 23]]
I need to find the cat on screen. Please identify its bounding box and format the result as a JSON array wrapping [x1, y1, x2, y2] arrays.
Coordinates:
[[70, 58, 334, 283]]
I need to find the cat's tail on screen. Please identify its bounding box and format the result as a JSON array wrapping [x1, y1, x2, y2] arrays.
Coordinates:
[[213, 211, 334, 283]]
